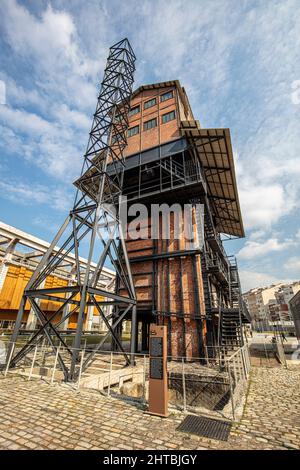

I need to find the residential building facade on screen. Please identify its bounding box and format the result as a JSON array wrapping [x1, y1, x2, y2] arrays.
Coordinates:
[[243, 281, 300, 332]]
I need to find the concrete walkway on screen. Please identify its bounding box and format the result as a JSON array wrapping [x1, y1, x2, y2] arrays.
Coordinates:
[[0, 365, 299, 450]]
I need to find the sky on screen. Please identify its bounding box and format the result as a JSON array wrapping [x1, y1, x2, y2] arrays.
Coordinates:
[[0, 0, 300, 292]]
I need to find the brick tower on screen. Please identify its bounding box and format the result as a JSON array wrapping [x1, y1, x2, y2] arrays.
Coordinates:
[[113, 80, 247, 359]]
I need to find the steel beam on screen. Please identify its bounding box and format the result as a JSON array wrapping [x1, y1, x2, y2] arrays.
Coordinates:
[[5, 38, 137, 380]]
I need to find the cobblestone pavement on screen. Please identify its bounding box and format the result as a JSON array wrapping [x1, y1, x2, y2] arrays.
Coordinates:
[[0, 366, 299, 450]]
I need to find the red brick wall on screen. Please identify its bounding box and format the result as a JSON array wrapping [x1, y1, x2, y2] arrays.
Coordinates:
[[126, 86, 181, 156], [122, 209, 207, 359], [121, 84, 205, 358]]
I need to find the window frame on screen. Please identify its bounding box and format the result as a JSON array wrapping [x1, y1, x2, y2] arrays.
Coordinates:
[[127, 125, 140, 138], [161, 110, 176, 124], [128, 105, 140, 117], [160, 90, 173, 103], [144, 98, 157, 110], [143, 117, 157, 131]]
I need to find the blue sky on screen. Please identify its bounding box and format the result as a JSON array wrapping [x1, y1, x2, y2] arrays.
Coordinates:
[[0, 0, 300, 292]]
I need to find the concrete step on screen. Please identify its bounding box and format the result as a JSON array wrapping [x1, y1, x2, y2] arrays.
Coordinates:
[[80, 364, 144, 391]]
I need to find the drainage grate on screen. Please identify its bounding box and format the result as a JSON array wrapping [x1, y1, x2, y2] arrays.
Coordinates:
[[176, 415, 232, 441]]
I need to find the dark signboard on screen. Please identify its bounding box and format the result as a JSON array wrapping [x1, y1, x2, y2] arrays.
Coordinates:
[[148, 324, 168, 417], [150, 337, 163, 357], [150, 357, 164, 380]]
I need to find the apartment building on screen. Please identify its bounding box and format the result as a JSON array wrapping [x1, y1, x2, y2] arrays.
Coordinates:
[[243, 281, 300, 331]]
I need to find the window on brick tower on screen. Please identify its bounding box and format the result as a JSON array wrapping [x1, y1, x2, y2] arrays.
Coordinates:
[[160, 90, 173, 102], [144, 98, 156, 109], [162, 110, 176, 124], [128, 125, 139, 137], [143, 118, 157, 131], [128, 105, 140, 117]]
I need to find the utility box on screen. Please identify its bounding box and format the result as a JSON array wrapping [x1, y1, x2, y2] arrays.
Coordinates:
[[148, 324, 168, 417]]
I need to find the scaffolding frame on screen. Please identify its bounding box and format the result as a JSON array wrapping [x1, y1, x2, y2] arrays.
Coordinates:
[[4, 38, 137, 381]]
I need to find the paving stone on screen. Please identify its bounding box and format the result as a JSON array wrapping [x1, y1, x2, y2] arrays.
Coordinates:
[[0, 366, 300, 450]]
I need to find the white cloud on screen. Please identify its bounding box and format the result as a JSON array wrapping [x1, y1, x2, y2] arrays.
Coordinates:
[[51, 104, 90, 130], [239, 183, 290, 230], [0, 180, 72, 212], [248, 229, 269, 241], [0, 105, 84, 180], [0, 105, 53, 136], [0, 1, 105, 183], [284, 257, 300, 273], [0, 0, 102, 111], [240, 269, 294, 293], [237, 237, 295, 260], [0, 1, 99, 80], [32, 216, 61, 235], [222, 1, 300, 235]]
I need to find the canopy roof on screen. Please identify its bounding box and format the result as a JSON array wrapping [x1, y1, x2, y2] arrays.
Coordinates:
[[181, 120, 245, 238]]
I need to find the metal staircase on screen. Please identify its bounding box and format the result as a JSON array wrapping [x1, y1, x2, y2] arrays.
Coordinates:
[[201, 252, 218, 358], [219, 257, 243, 353]]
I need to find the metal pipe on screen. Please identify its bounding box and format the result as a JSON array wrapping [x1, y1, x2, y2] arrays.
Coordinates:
[[51, 345, 60, 385], [130, 305, 137, 365], [4, 342, 15, 377], [28, 344, 38, 381], [227, 362, 235, 421], [107, 351, 113, 396], [77, 347, 85, 391], [182, 357, 187, 413]]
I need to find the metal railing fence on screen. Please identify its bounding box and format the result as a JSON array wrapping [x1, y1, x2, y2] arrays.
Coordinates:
[[0, 339, 251, 421]]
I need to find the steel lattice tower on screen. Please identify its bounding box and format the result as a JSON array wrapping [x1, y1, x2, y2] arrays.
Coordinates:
[[6, 38, 137, 381]]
